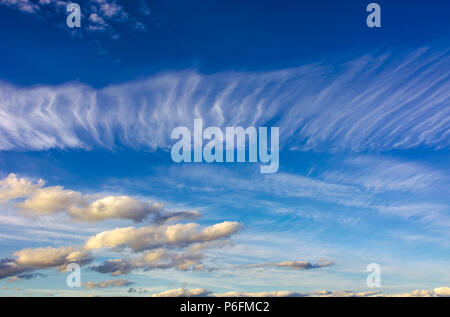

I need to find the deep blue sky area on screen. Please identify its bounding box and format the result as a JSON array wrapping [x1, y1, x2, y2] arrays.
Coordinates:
[[0, 0, 449, 87]]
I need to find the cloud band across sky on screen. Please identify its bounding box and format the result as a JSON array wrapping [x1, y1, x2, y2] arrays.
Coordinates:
[[0, 46, 448, 152]]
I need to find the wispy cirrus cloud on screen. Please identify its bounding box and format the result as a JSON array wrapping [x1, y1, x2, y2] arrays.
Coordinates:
[[0, 46, 448, 152], [90, 248, 207, 276], [321, 155, 449, 194], [0, 173, 243, 280]]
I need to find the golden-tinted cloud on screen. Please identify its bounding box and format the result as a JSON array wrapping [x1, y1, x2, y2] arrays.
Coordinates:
[[84, 221, 241, 252], [0, 174, 200, 223]]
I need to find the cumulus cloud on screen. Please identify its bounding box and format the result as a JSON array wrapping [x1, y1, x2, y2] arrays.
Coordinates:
[[67, 196, 163, 223], [84, 221, 241, 251], [0, 173, 240, 279], [0, 246, 92, 280], [0, 174, 201, 223], [0, 174, 45, 203], [14, 246, 92, 270], [151, 288, 213, 297], [87, 222, 239, 276], [19, 186, 83, 215], [0, 218, 240, 279], [83, 279, 135, 289], [392, 286, 450, 297]]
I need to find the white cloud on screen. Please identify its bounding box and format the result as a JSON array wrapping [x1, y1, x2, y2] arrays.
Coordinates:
[[1, 220, 239, 279], [19, 186, 82, 214], [14, 246, 92, 270], [0, 246, 92, 279], [84, 221, 241, 251], [91, 248, 207, 276], [68, 196, 161, 222], [0, 174, 199, 223], [151, 288, 213, 297], [0, 174, 45, 203], [0, 47, 447, 152]]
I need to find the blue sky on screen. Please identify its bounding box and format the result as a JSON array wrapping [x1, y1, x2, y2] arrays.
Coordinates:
[[0, 0, 449, 297]]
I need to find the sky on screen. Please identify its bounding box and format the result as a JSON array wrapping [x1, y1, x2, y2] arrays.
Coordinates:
[[0, 0, 449, 297]]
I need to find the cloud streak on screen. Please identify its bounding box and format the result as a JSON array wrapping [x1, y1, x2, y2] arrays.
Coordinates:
[[0, 46, 448, 152]]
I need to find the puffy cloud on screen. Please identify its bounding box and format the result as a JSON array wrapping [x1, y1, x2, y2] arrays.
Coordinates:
[[0, 258, 32, 280], [151, 288, 213, 297], [86, 221, 239, 276], [0, 174, 240, 280], [0, 174, 201, 223], [434, 287, 450, 296], [0, 174, 45, 203], [83, 279, 135, 289], [68, 196, 162, 223], [14, 246, 92, 270], [19, 186, 82, 214], [90, 248, 206, 276], [392, 286, 450, 297], [84, 221, 241, 251]]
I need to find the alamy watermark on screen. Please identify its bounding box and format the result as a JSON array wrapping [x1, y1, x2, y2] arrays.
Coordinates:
[[66, 263, 81, 288], [366, 263, 381, 288], [171, 119, 279, 174]]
